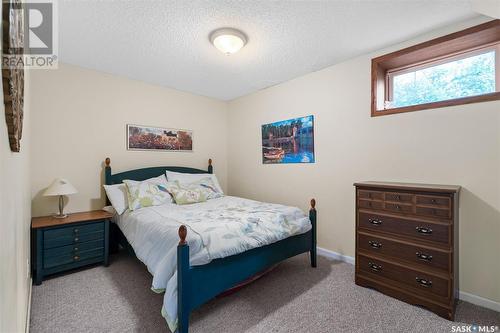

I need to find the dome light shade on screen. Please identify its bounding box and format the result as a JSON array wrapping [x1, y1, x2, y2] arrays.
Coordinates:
[[210, 28, 247, 55]]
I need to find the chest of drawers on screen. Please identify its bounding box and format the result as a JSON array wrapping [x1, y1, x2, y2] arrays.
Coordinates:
[[354, 181, 460, 320], [32, 211, 113, 285]]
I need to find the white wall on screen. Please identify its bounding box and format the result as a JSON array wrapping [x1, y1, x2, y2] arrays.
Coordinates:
[[30, 63, 228, 217], [227, 17, 500, 303], [0, 73, 31, 332]]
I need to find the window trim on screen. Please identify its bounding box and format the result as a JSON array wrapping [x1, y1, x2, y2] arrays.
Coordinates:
[[371, 20, 500, 117]]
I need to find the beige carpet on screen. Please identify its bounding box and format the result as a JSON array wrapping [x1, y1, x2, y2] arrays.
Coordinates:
[[30, 252, 499, 333]]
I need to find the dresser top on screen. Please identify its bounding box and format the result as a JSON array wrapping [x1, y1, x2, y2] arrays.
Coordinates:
[[354, 181, 461, 193], [32, 210, 114, 229]]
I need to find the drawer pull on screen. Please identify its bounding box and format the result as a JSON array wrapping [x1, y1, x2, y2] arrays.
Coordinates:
[[73, 228, 79, 233], [415, 226, 432, 235], [396, 195, 401, 200], [368, 241, 382, 249], [415, 277, 432, 288], [73, 255, 80, 261], [368, 262, 382, 272], [369, 218, 382, 226], [431, 199, 437, 204], [74, 237, 79, 242], [74, 247, 79, 251], [416, 252, 433, 262]]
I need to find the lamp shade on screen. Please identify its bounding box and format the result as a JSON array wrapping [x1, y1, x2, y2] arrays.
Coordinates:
[[43, 178, 78, 196]]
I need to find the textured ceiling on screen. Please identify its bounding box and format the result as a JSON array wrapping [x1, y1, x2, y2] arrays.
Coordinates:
[[59, 0, 478, 101]]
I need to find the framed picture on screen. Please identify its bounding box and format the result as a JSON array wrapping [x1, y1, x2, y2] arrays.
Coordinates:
[[127, 124, 193, 151], [261, 115, 315, 164]]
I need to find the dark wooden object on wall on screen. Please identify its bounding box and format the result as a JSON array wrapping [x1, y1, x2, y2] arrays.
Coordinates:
[[2, 0, 25, 152], [354, 181, 460, 320]]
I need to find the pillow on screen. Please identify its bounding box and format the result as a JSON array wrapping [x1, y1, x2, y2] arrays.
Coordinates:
[[168, 182, 208, 205], [103, 183, 129, 215], [123, 175, 174, 211], [187, 177, 224, 200], [166, 171, 224, 196]]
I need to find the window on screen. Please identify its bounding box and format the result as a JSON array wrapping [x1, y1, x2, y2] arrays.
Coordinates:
[[371, 20, 500, 116]]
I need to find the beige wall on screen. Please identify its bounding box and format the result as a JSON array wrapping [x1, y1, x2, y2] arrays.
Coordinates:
[[0, 74, 31, 331], [227, 17, 500, 303], [30, 63, 228, 217]]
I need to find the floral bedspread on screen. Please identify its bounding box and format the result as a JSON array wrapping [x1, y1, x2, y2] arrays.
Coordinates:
[[115, 195, 311, 331]]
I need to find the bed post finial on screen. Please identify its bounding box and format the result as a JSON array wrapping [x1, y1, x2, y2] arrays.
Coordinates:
[[178, 225, 187, 245], [309, 198, 317, 268], [105, 157, 110, 167], [208, 158, 213, 174]]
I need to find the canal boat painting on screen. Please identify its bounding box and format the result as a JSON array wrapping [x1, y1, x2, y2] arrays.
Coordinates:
[[127, 124, 193, 151], [261, 115, 315, 164]]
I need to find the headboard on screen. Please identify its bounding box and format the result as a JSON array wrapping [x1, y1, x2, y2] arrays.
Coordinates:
[[104, 157, 213, 185]]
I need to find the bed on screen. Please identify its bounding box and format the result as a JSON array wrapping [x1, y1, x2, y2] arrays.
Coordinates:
[[103, 158, 317, 333]]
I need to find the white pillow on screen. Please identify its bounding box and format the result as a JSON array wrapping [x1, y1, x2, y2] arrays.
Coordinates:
[[165, 171, 224, 195], [103, 175, 168, 214], [103, 184, 129, 215]]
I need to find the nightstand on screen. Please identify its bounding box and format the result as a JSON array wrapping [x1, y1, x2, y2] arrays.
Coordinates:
[[31, 210, 113, 285]]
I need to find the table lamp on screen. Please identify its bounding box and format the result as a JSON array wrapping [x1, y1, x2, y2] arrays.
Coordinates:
[[43, 178, 78, 218]]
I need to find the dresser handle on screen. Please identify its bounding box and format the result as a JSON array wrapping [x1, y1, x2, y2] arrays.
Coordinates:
[[415, 277, 432, 288], [368, 241, 382, 249], [431, 199, 437, 204], [74, 247, 79, 251], [73, 255, 80, 261], [369, 219, 382, 226], [73, 228, 79, 233], [416, 252, 433, 262], [395, 204, 401, 210], [74, 237, 79, 242], [368, 262, 382, 272], [415, 226, 432, 235], [396, 195, 401, 200]]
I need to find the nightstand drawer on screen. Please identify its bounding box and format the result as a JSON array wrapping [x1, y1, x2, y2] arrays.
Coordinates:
[[43, 248, 104, 269], [44, 239, 104, 259], [44, 222, 104, 240], [44, 230, 104, 249]]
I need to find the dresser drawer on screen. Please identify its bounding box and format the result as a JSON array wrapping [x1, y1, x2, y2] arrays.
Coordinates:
[[358, 190, 384, 201], [358, 232, 450, 271], [384, 202, 413, 214], [43, 248, 104, 269], [44, 230, 104, 249], [416, 195, 451, 208], [415, 206, 451, 219], [44, 222, 104, 240], [358, 199, 384, 210], [358, 254, 450, 299], [44, 239, 104, 259], [358, 212, 450, 245], [384, 192, 414, 203]]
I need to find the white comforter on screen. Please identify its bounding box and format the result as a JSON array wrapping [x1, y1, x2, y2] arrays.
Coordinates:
[[115, 195, 311, 331]]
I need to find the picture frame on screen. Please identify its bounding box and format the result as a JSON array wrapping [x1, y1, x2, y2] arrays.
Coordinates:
[[127, 124, 193, 152]]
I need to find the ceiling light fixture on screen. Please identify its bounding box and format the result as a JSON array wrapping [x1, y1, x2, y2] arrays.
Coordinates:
[[210, 28, 247, 55]]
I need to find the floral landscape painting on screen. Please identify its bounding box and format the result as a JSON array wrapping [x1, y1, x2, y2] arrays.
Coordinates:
[[127, 125, 193, 151], [261, 115, 314, 164]]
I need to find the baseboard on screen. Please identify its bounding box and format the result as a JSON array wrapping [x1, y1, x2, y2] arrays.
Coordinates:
[[459, 291, 500, 313], [317, 246, 355, 265], [316, 246, 500, 313], [25, 278, 32, 333]]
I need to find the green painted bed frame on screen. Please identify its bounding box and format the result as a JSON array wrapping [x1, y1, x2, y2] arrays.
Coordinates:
[[104, 158, 317, 333]]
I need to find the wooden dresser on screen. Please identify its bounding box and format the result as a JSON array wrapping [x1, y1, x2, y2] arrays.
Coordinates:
[[354, 181, 460, 320]]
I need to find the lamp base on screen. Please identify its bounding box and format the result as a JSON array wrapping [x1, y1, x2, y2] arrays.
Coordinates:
[[53, 213, 68, 219]]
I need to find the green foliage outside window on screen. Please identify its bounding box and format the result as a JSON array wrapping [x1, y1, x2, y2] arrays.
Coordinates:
[[392, 51, 496, 108]]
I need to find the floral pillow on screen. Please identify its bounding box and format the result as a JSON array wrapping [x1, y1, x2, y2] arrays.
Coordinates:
[[169, 184, 208, 205], [189, 177, 224, 200], [123, 176, 176, 211]]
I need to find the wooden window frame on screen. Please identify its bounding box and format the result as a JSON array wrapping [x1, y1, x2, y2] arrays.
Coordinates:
[[371, 20, 500, 117]]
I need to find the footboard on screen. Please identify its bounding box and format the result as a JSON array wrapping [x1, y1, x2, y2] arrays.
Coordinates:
[[177, 199, 317, 333]]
